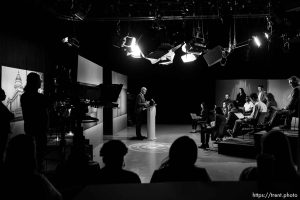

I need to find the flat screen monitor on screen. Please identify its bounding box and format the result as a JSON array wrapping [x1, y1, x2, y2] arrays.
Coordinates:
[[1, 66, 44, 121], [77, 55, 103, 86]]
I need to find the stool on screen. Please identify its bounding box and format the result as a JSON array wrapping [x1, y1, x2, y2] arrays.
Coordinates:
[[291, 117, 299, 131]]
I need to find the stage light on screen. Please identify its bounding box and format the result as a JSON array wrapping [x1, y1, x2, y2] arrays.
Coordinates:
[[181, 54, 197, 63], [264, 32, 270, 40], [252, 36, 261, 48], [121, 36, 143, 58], [62, 37, 80, 48], [62, 37, 69, 43], [130, 43, 143, 58], [144, 43, 182, 65], [182, 43, 188, 53]]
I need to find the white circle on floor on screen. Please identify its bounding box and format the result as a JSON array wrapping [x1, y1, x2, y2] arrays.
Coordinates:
[[128, 142, 171, 153]]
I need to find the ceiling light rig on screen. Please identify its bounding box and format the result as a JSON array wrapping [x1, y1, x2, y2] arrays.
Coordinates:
[[121, 36, 144, 59], [144, 43, 182, 65], [62, 36, 80, 48]]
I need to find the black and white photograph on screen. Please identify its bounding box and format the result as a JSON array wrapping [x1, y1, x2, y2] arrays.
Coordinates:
[[0, 1, 299, 200]]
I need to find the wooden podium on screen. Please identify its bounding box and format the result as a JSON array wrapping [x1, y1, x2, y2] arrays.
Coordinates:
[[147, 105, 156, 140]]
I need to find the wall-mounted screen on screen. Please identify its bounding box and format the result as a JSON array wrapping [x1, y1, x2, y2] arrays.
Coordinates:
[[77, 55, 103, 86], [1, 66, 44, 121]]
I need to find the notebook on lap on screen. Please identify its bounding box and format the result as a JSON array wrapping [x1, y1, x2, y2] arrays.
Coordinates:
[[234, 112, 245, 119]]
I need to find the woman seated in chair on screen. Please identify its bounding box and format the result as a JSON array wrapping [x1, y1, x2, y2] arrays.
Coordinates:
[[199, 107, 226, 149], [226, 101, 240, 131], [191, 102, 209, 133], [265, 93, 278, 124], [243, 96, 254, 116]]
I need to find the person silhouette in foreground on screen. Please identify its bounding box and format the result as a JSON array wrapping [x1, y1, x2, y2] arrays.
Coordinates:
[[239, 130, 299, 182], [0, 88, 14, 165], [150, 136, 211, 183], [55, 143, 100, 199], [92, 140, 141, 184], [21, 72, 49, 171], [0, 134, 62, 200]]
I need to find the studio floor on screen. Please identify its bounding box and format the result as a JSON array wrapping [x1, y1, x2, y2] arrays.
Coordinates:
[[89, 124, 256, 183]]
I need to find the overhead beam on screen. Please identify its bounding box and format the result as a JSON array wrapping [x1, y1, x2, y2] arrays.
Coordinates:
[[58, 14, 270, 22]]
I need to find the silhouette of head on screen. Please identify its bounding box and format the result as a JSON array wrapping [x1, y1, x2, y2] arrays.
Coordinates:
[[266, 93, 275, 102], [100, 140, 128, 168], [261, 130, 294, 167], [288, 76, 299, 88], [249, 93, 258, 102], [5, 134, 37, 173], [168, 136, 197, 167], [0, 88, 6, 101], [24, 72, 41, 92]]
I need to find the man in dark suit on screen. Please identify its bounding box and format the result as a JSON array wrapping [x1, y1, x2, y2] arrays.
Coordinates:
[[267, 76, 300, 130], [135, 87, 150, 139], [281, 76, 300, 129]]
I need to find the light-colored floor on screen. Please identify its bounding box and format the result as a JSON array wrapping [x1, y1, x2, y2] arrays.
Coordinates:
[[91, 124, 256, 183]]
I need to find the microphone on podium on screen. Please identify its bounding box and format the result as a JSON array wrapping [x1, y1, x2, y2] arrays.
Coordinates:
[[150, 99, 156, 106]]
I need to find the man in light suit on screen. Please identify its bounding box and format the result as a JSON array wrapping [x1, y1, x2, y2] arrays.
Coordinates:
[[257, 85, 267, 104], [135, 87, 150, 139]]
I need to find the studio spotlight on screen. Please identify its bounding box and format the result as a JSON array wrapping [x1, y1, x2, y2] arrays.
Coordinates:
[[182, 43, 188, 53], [62, 37, 80, 48], [182, 40, 206, 55], [264, 32, 270, 40], [252, 36, 261, 48], [181, 54, 197, 63], [121, 36, 143, 58]]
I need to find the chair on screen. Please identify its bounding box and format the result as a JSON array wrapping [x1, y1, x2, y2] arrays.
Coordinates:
[[190, 113, 206, 131], [241, 112, 267, 138], [291, 117, 299, 131]]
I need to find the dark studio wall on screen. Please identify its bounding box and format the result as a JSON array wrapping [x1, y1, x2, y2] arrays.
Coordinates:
[[1, 1, 299, 126]]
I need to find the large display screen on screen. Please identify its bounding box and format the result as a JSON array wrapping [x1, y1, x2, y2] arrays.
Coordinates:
[[77, 55, 103, 86], [1, 66, 44, 121]]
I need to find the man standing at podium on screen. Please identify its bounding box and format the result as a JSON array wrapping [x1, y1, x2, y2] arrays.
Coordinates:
[[135, 87, 150, 140]]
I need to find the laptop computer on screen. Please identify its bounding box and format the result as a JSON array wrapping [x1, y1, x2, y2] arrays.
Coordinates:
[[234, 112, 245, 119], [190, 113, 198, 120]]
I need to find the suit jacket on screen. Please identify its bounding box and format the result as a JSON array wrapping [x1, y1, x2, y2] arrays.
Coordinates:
[[258, 91, 267, 103], [135, 93, 147, 114], [286, 86, 300, 116]]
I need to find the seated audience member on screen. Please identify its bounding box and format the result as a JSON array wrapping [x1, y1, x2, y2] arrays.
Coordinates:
[[92, 140, 141, 184], [191, 102, 209, 133], [222, 101, 229, 118], [222, 93, 232, 108], [0, 88, 14, 165], [199, 107, 226, 148], [264, 93, 278, 124], [1, 134, 62, 200], [268, 76, 299, 130], [239, 130, 299, 182], [236, 88, 246, 107], [150, 136, 211, 183], [243, 96, 254, 115], [229, 93, 267, 137], [226, 101, 240, 130]]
